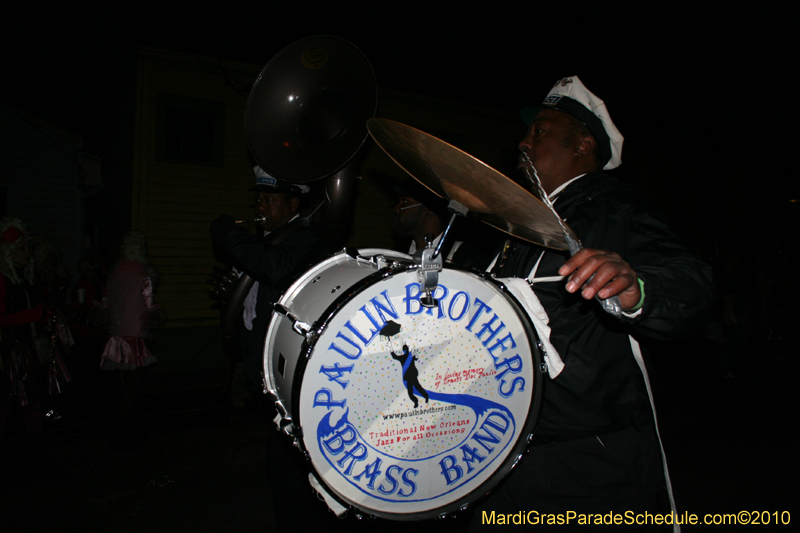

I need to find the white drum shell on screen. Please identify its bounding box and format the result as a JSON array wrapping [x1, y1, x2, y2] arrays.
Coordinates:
[[263, 249, 411, 420]]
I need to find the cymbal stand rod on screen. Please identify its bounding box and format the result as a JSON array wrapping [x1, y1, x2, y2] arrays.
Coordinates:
[[520, 153, 574, 249], [520, 153, 621, 317], [431, 200, 468, 261], [301, 198, 327, 224]]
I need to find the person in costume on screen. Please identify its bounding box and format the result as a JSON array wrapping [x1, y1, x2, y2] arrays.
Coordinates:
[[31, 235, 74, 419], [0, 217, 47, 439], [99, 231, 165, 422]]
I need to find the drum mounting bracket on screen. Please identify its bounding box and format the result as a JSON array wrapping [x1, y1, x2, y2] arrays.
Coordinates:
[[413, 199, 467, 308], [415, 245, 443, 308]]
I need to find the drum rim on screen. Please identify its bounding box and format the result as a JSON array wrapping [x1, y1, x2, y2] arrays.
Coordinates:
[[291, 263, 544, 521]]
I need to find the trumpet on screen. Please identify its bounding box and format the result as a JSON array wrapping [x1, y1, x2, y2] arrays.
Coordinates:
[[235, 217, 267, 225]]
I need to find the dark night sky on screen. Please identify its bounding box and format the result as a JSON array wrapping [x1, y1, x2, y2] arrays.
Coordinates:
[[8, 5, 778, 128], [5, 4, 791, 251]]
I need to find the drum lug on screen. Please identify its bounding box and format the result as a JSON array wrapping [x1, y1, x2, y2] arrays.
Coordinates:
[[510, 452, 524, 469], [353, 250, 392, 270], [370, 254, 389, 269], [273, 408, 306, 452], [290, 430, 312, 462], [272, 398, 297, 434], [308, 472, 349, 518], [292, 320, 311, 336], [273, 303, 311, 336], [303, 329, 318, 346]]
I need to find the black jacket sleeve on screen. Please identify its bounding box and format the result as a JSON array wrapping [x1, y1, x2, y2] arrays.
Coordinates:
[[221, 224, 321, 291], [567, 180, 715, 341]]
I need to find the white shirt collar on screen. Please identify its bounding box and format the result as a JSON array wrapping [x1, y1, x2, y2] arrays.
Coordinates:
[[549, 173, 587, 200]]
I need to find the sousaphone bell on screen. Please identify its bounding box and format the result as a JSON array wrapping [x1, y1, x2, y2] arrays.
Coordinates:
[[219, 36, 377, 338]]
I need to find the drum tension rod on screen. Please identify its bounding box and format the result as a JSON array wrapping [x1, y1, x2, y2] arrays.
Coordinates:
[[415, 200, 468, 308], [273, 303, 312, 336]]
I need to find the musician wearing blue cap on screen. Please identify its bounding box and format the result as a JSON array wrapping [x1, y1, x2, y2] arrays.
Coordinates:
[[471, 77, 715, 530]]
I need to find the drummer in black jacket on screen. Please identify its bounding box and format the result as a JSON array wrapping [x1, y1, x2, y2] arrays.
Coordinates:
[[470, 77, 715, 530]]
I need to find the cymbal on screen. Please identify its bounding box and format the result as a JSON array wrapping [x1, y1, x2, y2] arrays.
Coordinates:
[[367, 118, 575, 251]]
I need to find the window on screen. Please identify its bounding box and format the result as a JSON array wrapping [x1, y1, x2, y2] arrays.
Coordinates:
[[156, 94, 225, 166]]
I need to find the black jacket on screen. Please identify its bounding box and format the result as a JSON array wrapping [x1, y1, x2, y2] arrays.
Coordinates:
[[493, 173, 715, 440], [212, 216, 324, 333]]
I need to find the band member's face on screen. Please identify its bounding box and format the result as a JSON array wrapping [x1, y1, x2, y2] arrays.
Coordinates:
[[518, 108, 581, 194], [255, 192, 297, 232]]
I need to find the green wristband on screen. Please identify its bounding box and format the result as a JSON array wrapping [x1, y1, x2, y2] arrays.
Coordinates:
[[623, 278, 646, 313]]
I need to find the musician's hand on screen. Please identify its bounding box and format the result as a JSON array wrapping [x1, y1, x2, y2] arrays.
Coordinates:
[[558, 248, 641, 310], [210, 215, 237, 247]]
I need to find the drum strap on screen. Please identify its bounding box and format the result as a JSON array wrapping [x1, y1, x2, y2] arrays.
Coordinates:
[[446, 240, 462, 261], [629, 336, 681, 533], [486, 249, 566, 378]]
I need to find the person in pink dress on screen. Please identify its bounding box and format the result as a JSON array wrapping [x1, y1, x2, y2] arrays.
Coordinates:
[[99, 231, 166, 418]]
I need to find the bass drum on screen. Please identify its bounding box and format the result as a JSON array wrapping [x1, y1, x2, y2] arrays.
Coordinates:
[[263, 248, 542, 521]]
